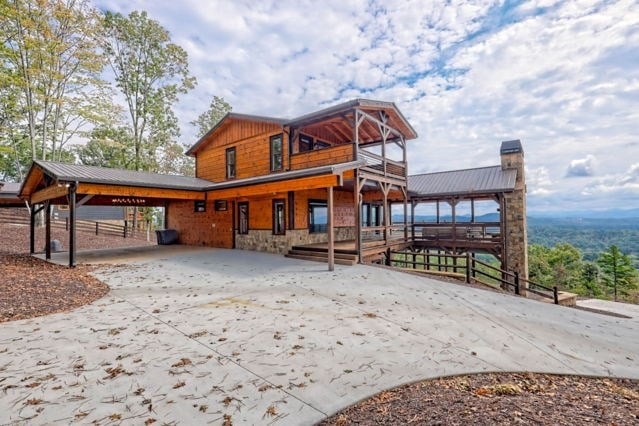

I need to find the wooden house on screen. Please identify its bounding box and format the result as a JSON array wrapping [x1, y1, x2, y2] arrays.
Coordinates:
[[16, 99, 527, 285], [170, 99, 418, 266]]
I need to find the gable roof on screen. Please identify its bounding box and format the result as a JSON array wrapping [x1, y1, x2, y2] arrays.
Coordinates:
[[19, 161, 214, 198], [185, 112, 287, 156], [185, 98, 418, 156], [408, 166, 517, 198]]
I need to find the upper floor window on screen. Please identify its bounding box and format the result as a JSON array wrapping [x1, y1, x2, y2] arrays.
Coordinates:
[[270, 134, 283, 171], [299, 134, 313, 152], [226, 147, 236, 178]]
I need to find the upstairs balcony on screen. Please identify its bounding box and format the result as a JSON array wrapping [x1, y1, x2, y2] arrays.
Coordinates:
[[289, 143, 406, 181]]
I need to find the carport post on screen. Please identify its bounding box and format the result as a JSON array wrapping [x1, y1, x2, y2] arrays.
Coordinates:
[[327, 186, 334, 271], [45, 201, 51, 260], [29, 204, 36, 254], [69, 183, 77, 268]]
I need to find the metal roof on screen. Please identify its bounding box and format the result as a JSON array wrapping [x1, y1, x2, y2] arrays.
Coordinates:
[[31, 160, 214, 191], [0, 182, 21, 195], [408, 166, 517, 198], [204, 160, 364, 191], [500, 139, 523, 155]]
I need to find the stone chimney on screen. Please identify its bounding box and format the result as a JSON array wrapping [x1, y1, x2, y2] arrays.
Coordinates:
[[500, 140, 529, 289]]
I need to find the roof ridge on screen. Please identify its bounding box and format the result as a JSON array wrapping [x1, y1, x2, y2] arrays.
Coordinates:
[[409, 164, 501, 177]]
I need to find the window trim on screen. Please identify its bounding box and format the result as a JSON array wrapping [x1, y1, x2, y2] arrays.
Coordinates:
[[238, 202, 249, 235], [226, 147, 236, 179], [270, 134, 283, 172], [272, 199, 286, 235]]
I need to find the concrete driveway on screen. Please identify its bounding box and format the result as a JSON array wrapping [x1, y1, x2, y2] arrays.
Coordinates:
[[2, 248, 638, 425]]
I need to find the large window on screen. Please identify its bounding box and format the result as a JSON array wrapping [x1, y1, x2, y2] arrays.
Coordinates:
[[238, 202, 249, 234], [270, 134, 283, 171], [226, 147, 236, 178], [272, 199, 285, 235], [308, 200, 327, 233]]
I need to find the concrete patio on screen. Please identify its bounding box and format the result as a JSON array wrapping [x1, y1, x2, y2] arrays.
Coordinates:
[[1, 247, 638, 425]]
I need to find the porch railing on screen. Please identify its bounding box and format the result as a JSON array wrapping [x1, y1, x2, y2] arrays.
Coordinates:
[[358, 150, 406, 179]]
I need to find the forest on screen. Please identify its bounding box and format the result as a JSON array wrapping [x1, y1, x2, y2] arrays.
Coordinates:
[[0, 1, 231, 182]]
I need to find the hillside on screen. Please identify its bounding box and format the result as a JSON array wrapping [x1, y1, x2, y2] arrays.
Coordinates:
[[527, 217, 639, 262]]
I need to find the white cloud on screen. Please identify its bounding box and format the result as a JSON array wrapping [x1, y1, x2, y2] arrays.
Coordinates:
[[93, 0, 639, 213], [566, 155, 596, 177]]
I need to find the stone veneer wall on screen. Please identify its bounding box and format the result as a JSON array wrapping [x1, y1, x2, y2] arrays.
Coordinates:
[[501, 146, 529, 284], [235, 227, 356, 254]]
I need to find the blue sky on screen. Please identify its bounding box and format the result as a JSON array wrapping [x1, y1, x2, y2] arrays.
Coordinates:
[[95, 0, 639, 214]]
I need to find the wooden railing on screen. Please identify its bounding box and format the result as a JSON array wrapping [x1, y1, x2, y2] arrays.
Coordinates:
[[388, 250, 559, 304], [358, 150, 406, 179], [412, 222, 501, 243], [0, 210, 151, 241], [290, 143, 354, 170], [361, 225, 408, 245]]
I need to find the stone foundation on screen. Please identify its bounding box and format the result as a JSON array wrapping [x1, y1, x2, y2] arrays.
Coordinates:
[[235, 227, 356, 254]]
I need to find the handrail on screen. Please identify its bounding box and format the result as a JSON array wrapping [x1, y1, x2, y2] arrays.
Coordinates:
[[388, 249, 559, 304]]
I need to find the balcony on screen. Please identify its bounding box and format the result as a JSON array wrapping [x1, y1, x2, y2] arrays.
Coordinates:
[[290, 144, 354, 170], [359, 150, 406, 180]]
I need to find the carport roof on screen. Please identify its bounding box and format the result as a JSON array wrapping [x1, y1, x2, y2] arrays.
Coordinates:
[[408, 165, 517, 198], [21, 160, 214, 195]]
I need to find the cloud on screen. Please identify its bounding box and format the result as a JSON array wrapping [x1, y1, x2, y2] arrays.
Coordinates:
[[92, 0, 639, 214], [583, 163, 639, 195], [566, 155, 596, 177]]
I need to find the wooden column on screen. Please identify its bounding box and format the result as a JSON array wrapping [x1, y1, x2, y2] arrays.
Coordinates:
[[69, 184, 77, 268], [354, 177, 362, 263], [30, 204, 36, 254], [45, 201, 51, 260], [327, 186, 334, 271]]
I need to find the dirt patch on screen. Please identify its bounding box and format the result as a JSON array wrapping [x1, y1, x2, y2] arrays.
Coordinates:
[[319, 372, 639, 425], [0, 253, 109, 322]]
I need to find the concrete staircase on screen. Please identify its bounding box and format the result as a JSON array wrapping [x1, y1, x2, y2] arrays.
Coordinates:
[[285, 246, 358, 266]]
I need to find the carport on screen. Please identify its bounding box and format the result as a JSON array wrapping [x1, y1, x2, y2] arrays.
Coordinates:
[[18, 160, 212, 267]]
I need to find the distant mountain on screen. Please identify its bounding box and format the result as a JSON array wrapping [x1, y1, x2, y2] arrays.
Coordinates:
[[529, 208, 639, 220]]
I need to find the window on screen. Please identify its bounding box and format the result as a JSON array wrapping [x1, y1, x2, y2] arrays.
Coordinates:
[[272, 199, 285, 235], [215, 200, 227, 211], [308, 200, 327, 233], [314, 140, 330, 150], [226, 147, 236, 178], [270, 134, 283, 171], [299, 134, 313, 152], [238, 202, 249, 234], [194, 200, 206, 213]]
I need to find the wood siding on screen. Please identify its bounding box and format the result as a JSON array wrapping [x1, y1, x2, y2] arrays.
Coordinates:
[[195, 120, 286, 182], [290, 144, 354, 170]]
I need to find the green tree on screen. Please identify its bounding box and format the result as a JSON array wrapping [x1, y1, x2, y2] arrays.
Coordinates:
[[100, 10, 196, 172], [75, 125, 133, 169], [597, 245, 638, 301], [191, 95, 231, 138], [0, 0, 113, 170]]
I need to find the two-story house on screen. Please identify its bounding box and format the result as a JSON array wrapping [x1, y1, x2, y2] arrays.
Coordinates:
[[165, 99, 417, 265]]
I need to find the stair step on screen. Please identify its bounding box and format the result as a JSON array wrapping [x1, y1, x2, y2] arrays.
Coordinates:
[[285, 254, 357, 266]]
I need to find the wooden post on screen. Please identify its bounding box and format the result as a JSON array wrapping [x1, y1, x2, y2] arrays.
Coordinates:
[[124, 220, 128, 238], [45, 201, 51, 260], [30, 205, 36, 254], [95, 222, 99, 235], [327, 186, 334, 271], [69, 184, 76, 268], [465, 252, 471, 283]]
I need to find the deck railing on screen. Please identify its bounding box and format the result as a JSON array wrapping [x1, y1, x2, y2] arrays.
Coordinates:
[[358, 150, 406, 179], [412, 222, 501, 243]]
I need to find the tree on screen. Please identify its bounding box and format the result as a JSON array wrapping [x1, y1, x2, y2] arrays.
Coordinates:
[[191, 96, 231, 138], [0, 0, 113, 171], [597, 245, 638, 301], [75, 125, 134, 169], [100, 10, 196, 172]]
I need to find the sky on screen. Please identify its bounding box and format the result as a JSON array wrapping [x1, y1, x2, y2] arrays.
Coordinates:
[[94, 0, 639, 215]]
